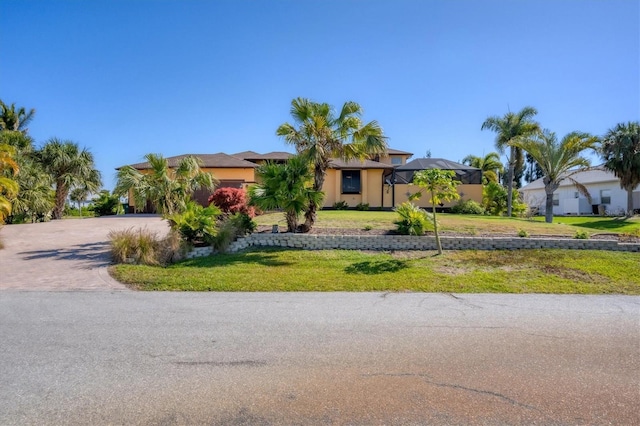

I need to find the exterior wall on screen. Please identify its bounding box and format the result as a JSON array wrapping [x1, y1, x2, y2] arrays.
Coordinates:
[[391, 183, 483, 209], [522, 181, 638, 215], [201, 168, 255, 186], [321, 169, 387, 208], [378, 153, 411, 166]]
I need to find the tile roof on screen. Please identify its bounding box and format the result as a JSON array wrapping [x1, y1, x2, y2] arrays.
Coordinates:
[[328, 159, 395, 169], [234, 151, 294, 161], [125, 153, 257, 169], [387, 148, 414, 155], [396, 158, 480, 171]]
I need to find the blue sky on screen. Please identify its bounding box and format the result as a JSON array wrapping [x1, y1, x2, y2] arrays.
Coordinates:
[[1, 0, 638, 190]]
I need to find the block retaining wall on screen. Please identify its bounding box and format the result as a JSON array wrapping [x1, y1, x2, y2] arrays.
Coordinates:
[[217, 233, 640, 254]]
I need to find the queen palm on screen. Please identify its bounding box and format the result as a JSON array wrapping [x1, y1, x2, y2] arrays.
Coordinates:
[[114, 153, 216, 216], [277, 98, 387, 232], [600, 121, 640, 216], [248, 156, 324, 233], [481, 107, 540, 216], [462, 152, 504, 184], [512, 130, 599, 223], [0, 101, 36, 134], [0, 144, 20, 223], [38, 139, 102, 220]]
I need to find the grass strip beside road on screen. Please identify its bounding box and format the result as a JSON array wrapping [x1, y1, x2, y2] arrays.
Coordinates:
[[111, 248, 640, 294]]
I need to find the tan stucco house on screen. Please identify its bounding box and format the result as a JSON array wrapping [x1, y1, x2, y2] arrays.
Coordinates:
[[120, 148, 482, 212]]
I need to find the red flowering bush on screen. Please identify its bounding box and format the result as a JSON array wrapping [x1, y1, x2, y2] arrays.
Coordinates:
[[208, 187, 255, 218]]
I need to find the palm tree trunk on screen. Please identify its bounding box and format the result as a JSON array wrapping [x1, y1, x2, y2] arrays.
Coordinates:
[[432, 190, 442, 255], [544, 189, 554, 223], [627, 188, 634, 217], [506, 148, 515, 217], [53, 182, 67, 220], [302, 164, 326, 232]]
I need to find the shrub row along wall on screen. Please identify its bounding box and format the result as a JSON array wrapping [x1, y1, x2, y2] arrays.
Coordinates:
[[225, 233, 640, 253]]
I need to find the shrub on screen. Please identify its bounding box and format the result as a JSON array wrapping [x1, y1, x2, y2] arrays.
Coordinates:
[[109, 227, 185, 266], [451, 200, 485, 215], [90, 190, 123, 216], [333, 200, 349, 210], [167, 201, 221, 245], [574, 230, 589, 239], [212, 213, 256, 252], [208, 187, 255, 217], [393, 202, 433, 236], [517, 229, 530, 238], [355, 202, 370, 211], [363, 224, 373, 231]]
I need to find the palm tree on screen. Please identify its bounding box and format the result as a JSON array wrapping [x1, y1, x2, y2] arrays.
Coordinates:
[[0, 101, 36, 134], [600, 121, 640, 216], [481, 107, 540, 216], [462, 152, 504, 184], [38, 139, 102, 220], [114, 153, 216, 216], [0, 143, 20, 223], [511, 130, 599, 223], [70, 187, 90, 218], [248, 156, 324, 233], [277, 98, 387, 231]]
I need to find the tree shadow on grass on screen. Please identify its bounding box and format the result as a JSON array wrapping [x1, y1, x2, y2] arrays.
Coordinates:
[[180, 248, 293, 268], [344, 259, 408, 275], [572, 218, 635, 231]]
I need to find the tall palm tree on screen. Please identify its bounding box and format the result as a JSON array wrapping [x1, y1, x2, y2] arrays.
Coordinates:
[[511, 130, 599, 223], [600, 121, 640, 216], [277, 98, 387, 231], [462, 152, 504, 183], [114, 153, 216, 216], [481, 106, 540, 216], [38, 139, 102, 220], [0, 101, 36, 134], [248, 156, 324, 233]]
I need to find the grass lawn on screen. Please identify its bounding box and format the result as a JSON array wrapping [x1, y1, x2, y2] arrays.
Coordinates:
[[254, 210, 640, 236], [111, 248, 640, 294]]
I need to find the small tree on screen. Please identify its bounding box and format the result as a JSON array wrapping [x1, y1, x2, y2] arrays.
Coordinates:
[[410, 169, 460, 255], [208, 187, 254, 217]]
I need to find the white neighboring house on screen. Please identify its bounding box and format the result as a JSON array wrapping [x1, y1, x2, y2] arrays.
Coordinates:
[[520, 166, 640, 216]]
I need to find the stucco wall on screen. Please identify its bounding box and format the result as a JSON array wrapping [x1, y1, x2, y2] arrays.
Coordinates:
[[391, 183, 483, 208]]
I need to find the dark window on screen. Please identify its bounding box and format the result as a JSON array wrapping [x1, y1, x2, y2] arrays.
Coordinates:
[[342, 170, 361, 194]]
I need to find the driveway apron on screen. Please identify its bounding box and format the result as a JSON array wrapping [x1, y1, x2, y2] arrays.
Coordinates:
[[0, 215, 169, 291]]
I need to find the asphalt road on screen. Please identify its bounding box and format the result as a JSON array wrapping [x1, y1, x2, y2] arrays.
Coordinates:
[[1, 292, 638, 425]]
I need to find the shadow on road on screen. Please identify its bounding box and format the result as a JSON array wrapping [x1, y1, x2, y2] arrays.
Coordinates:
[[18, 242, 111, 268]]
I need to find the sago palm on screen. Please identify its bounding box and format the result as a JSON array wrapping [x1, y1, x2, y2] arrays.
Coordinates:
[[481, 106, 540, 216], [512, 130, 599, 223], [277, 98, 387, 231]]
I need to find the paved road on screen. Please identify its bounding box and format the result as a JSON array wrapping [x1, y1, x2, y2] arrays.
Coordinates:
[[0, 215, 169, 290], [1, 292, 638, 425]]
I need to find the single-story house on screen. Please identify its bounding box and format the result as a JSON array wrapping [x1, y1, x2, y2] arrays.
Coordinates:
[[520, 166, 640, 215], [119, 149, 482, 212]]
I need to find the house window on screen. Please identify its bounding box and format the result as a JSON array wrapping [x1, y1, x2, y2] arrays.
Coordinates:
[[341, 170, 361, 194], [574, 192, 579, 199], [600, 189, 611, 204], [390, 157, 402, 165], [553, 193, 559, 206]]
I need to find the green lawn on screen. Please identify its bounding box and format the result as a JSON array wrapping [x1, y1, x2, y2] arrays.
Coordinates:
[[111, 248, 640, 294], [255, 210, 640, 236]]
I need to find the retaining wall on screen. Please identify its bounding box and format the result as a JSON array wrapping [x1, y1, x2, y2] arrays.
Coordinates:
[[224, 233, 640, 253]]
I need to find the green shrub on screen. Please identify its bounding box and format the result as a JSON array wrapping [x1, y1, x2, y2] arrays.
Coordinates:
[[333, 200, 349, 210], [574, 230, 589, 239], [363, 224, 373, 231], [451, 200, 485, 215], [355, 202, 370, 211], [517, 229, 529, 238], [213, 213, 257, 252], [167, 201, 221, 245], [393, 202, 433, 236], [90, 190, 123, 216]]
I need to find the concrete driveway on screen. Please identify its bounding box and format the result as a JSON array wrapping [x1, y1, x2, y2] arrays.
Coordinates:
[[0, 215, 169, 291]]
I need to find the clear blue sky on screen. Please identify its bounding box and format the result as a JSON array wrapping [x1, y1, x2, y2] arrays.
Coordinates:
[[1, 0, 638, 190]]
